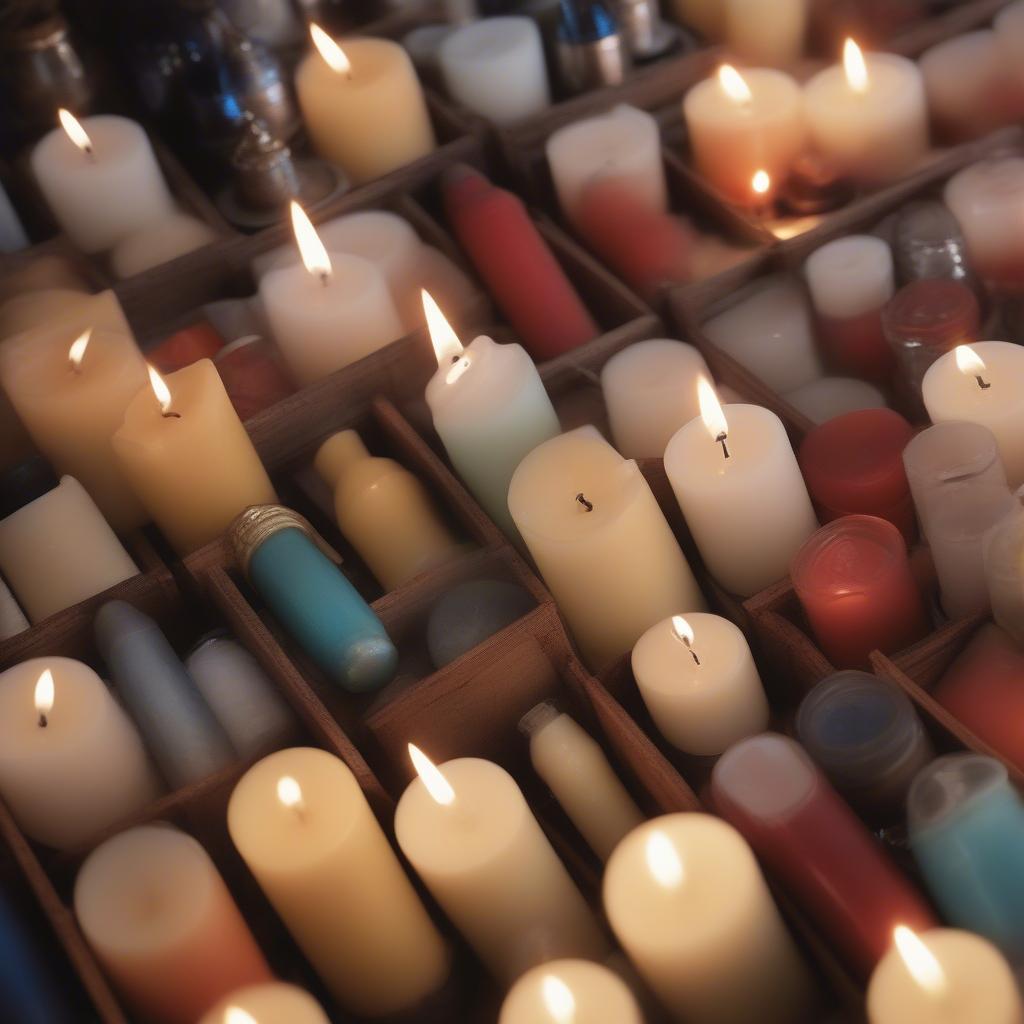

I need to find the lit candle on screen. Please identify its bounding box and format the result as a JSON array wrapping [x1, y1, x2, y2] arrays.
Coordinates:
[[664, 380, 818, 597], [395, 746, 609, 984], [295, 26, 435, 184], [228, 747, 450, 1017], [868, 926, 1023, 1024], [508, 425, 705, 671], [922, 342, 1024, 488], [603, 815, 818, 1024], [422, 290, 560, 538], [682, 64, 805, 205], [199, 983, 330, 1024], [803, 39, 928, 185], [259, 202, 404, 385], [112, 361, 277, 555], [0, 658, 159, 849], [499, 960, 643, 1024], [0, 324, 148, 530], [631, 613, 770, 756], [30, 111, 175, 253]]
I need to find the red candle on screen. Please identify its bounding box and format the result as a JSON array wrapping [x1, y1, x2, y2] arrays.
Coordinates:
[[711, 733, 937, 981], [442, 164, 598, 361], [214, 335, 295, 421], [817, 308, 897, 383], [798, 408, 917, 541], [148, 322, 225, 374], [791, 515, 930, 669]]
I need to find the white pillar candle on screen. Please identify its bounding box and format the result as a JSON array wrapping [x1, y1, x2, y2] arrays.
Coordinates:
[[0, 657, 159, 849], [0, 180, 28, 253], [228, 747, 449, 1017], [701, 275, 823, 393], [983, 501, 1024, 647], [805, 235, 894, 324], [423, 292, 560, 538], [500, 960, 643, 1024], [867, 926, 1023, 1024], [546, 105, 667, 226], [0, 476, 139, 623], [31, 112, 175, 254], [785, 377, 887, 424], [683, 65, 805, 206], [260, 204, 404, 385], [922, 342, 1024, 487], [440, 17, 549, 125], [724, 0, 806, 67], [631, 613, 770, 756], [664, 382, 819, 596], [509, 425, 705, 671], [396, 747, 609, 985], [199, 983, 329, 1024], [995, 1, 1024, 109], [604, 814, 817, 1024], [110, 212, 218, 280], [0, 576, 28, 639], [803, 40, 928, 186]]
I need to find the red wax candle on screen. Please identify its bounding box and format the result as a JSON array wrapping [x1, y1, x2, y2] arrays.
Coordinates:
[[712, 733, 936, 981], [817, 309, 896, 383], [798, 408, 917, 541], [791, 515, 930, 669], [442, 164, 598, 361], [933, 623, 1024, 771], [574, 177, 694, 300], [214, 335, 295, 421], [148, 322, 225, 374]]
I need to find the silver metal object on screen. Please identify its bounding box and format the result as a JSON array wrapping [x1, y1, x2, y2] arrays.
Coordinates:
[[557, 32, 630, 94]]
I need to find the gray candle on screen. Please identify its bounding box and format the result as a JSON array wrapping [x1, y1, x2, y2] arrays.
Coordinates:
[[94, 601, 235, 789]]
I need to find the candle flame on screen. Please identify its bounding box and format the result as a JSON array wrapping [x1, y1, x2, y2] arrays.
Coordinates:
[[34, 669, 55, 718], [290, 201, 332, 281], [955, 344, 986, 377], [310, 23, 351, 75], [224, 1009, 258, 1024], [147, 365, 173, 415], [541, 975, 577, 1023], [718, 64, 752, 103], [843, 38, 869, 93], [752, 170, 770, 196], [422, 289, 465, 366], [68, 328, 92, 370], [409, 743, 455, 806], [893, 926, 947, 997], [58, 108, 93, 154], [698, 377, 728, 444], [671, 615, 695, 645], [276, 775, 305, 811], [646, 830, 685, 888]]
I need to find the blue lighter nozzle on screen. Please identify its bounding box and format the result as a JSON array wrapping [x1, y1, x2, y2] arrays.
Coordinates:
[[559, 0, 620, 43]]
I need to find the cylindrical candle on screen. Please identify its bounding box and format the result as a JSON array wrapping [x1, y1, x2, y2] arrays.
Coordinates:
[[984, 502, 1024, 646], [109, 212, 218, 280], [500, 959, 643, 1024], [199, 983, 329, 1024], [784, 377, 886, 424], [723, 0, 806, 67], [0, 576, 28, 639]]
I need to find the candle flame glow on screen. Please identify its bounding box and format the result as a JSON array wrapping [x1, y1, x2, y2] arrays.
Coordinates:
[[752, 170, 770, 196], [409, 743, 455, 806], [58, 108, 93, 154], [34, 669, 55, 719], [276, 775, 305, 811], [671, 615, 695, 645], [224, 1008, 258, 1024], [698, 377, 728, 445], [718, 64, 752, 103], [955, 344, 986, 377], [843, 38, 869, 93], [310, 23, 352, 75], [541, 975, 577, 1023], [290, 201, 332, 281], [893, 926, 947, 997], [147, 365, 173, 416], [68, 328, 92, 370], [422, 289, 465, 366], [646, 830, 685, 888]]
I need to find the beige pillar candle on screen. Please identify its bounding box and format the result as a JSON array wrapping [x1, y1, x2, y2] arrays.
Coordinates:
[[0, 575, 28, 639], [396, 747, 609, 985], [667, 0, 725, 39], [604, 814, 817, 1024], [227, 747, 450, 1018], [112, 361, 276, 555], [724, 0, 806, 67], [0, 476, 139, 623], [0, 325, 148, 531], [0, 287, 129, 339], [199, 983, 330, 1024], [500, 959, 644, 1024], [296, 27, 435, 185], [75, 826, 273, 1024], [314, 429, 461, 591], [521, 703, 645, 861]]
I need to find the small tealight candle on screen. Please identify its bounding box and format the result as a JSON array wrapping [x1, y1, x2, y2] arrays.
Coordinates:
[[499, 960, 643, 1024], [199, 983, 329, 1024]]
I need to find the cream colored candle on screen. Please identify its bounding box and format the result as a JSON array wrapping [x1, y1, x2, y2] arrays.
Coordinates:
[[604, 814, 817, 1024], [0, 286, 129, 340], [227, 747, 450, 1017], [683, 65, 805, 205], [500, 960, 644, 1024], [0, 476, 138, 622], [296, 27, 435, 185], [75, 826, 273, 1024], [867, 926, 1023, 1024], [631, 613, 770, 756], [667, 0, 724, 38], [0, 658, 159, 849], [508, 426, 705, 671], [314, 429, 461, 591], [724, 0, 806, 67], [0, 576, 27, 639], [112, 361, 276, 556], [199, 983, 329, 1024], [521, 703, 644, 861], [395, 747, 609, 985], [0, 325, 148, 531]]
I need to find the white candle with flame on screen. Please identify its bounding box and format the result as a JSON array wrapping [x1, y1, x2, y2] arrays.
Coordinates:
[[803, 39, 928, 185], [30, 111, 175, 253], [199, 983, 330, 1024], [395, 746, 609, 985], [867, 926, 1023, 1023], [259, 202, 404, 385], [922, 341, 1024, 488], [499, 960, 644, 1024], [664, 380, 818, 596]]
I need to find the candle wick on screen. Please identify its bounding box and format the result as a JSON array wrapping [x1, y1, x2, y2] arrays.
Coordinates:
[[161, 410, 182, 419], [83, 144, 96, 163], [319, 270, 330, 287], [576, 492, 594, 512], [976, 374, 991, 390], [716, 432, 731, 459], [687, 645, 700, 666], [38, 712, 48, 728]]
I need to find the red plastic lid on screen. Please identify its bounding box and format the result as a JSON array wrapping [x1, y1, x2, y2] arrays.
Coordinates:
[[881, 278, 980, 351]]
